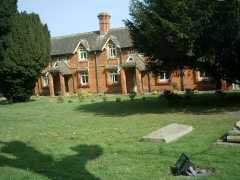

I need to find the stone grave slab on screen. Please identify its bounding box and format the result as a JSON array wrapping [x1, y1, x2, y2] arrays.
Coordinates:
[[142, 123, 193, 143]]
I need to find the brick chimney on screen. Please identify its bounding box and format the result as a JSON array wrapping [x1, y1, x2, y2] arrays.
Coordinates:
[[98, 12, 111, 34]]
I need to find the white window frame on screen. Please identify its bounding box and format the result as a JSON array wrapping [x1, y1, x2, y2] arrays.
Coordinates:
[[198, 71, 210, 81], [158, 71, 170, 82], [232, 83, 240, 90], [80, 71, 89, 86], [110, 70, 119, 84], [108, 44, 117, 59], [42, 74, 49, 87], [78, 46, 88, 61]]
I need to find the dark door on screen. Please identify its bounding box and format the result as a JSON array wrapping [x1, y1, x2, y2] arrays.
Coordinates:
[[125, 68, 136, 93]]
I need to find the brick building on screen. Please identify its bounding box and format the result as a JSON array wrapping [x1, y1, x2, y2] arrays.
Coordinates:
[[35, 12, 229, 97]]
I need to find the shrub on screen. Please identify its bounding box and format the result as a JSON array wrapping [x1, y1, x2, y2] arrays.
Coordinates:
[[171, 83, 178, 91], [57, 96, 64, 103], [184, 89, 194, 99], [129, 91, 137, 101], [68, 99, 73, 103], [78, 91, 88, 102], [102, 95, 107, 102], [161, 90, 180, 102], [152, 90, 159, 95], [116, 97, 122, 103], [142, 96, 146, 101]]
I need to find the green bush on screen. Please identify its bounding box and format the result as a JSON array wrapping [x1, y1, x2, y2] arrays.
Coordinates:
[[77, 91, 91, 102], [68, 99, 73, 103], [161, 90, 180, 102], [57, 96, 64, 103], [102, 95, 107, 102], [129, 91, 137, 101], [142, 96, 146, 101], [184, 89, 194, 100], [91, 98, 96, 103], [152, 90, 159, 95], [116, 97, 122, 103]]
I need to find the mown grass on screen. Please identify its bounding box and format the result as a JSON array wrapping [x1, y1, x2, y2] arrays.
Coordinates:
[[0, 92, 240, 180]]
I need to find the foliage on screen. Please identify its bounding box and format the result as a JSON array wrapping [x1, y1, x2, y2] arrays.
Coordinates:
[[57, 96, 64, 103], [126, 0, 240, 87], [0, 0, 17, 58], [102, 95, 107, 102], [184, 89, 194, 100], [129, 91, 137, 101], [151, 90, 159, 96], [193, 0, 240, 85], [0, 10, 50, 102], [115, 97, 122, 103], [78, 91, 86, 102], [161, 90, 180, 102], [125, 0, 196, 73], [142, 96, 146, 101]]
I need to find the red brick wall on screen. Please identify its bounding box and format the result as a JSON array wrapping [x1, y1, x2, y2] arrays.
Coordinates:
[[35, 48, 231, 96]]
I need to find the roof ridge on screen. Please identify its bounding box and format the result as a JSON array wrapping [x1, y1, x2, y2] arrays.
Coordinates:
[[52, 27, 128, 40], [52, 30, 99, 40]]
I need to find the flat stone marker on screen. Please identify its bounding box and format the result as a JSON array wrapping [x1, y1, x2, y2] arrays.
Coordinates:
[[236, 121, 240, 129], [142, 123, 193, 143]]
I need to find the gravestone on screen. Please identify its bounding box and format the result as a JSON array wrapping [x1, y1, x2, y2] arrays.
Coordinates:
[[142, 123, 193, 143]]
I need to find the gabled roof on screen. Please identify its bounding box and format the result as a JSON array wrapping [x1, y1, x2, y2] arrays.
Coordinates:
[[122, 54, 147, 71], [50, 61, 72, 75], [51, 27, 133, 56]]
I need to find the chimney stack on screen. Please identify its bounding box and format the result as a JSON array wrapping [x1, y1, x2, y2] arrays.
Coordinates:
[[98, 12, 111, 34]]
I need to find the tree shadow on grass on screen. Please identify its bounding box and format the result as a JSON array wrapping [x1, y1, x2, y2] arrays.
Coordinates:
[[0, 141, 103, 180], [76, 93, 240, 117]]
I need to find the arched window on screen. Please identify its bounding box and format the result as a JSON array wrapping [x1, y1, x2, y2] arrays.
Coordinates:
[[108, 44, 117, 59], [78, 46, 88, 61]]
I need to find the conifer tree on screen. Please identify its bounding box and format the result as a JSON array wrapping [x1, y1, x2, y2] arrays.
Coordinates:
[[0, 10, 50, 102]]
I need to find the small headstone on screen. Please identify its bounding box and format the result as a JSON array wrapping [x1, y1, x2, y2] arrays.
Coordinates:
[[142, 123, 193, 143], [236, 121, 240, 129]]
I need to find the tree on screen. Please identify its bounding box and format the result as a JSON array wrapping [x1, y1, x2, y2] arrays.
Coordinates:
[[0, 0, 17, 60], [125, 0, 240, 90], [0, 12, 50, 102], [193, 0, 240, 88], [125, 0, 197, 90], [125, 0, 196, 69], [0, 0, 17, 96]]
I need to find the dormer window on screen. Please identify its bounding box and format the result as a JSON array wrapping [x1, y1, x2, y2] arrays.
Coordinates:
[[108, 44, 117, 59], [78, 46, 88, 61]]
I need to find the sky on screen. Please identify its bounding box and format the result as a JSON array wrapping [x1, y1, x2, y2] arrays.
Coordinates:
[[18, 0, 131, 37]]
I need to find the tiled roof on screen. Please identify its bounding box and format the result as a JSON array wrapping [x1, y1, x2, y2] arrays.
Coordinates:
[[122, 54, 146, 71], [51, 27, 133, 56], [50, 61, 72, 75]]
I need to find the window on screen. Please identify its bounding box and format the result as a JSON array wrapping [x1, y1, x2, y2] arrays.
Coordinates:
[[80, 71, 89, 86], [78, 46, 88, 61], [42, 75, 49, 87], [158, 71, 170, 82], [109, 70, 119, 84], [198, 71, 210, 81], [108, 44, 117, 59], [129, 49, 136, 55]]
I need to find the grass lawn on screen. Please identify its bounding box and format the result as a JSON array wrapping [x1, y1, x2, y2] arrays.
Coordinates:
[[0, 93, 240, 180]]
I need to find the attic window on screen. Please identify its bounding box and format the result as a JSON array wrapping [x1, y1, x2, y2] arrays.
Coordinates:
[[78, 46, 88, 61], [108, 44, 117, 59], [128, 58, 134, 62]]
